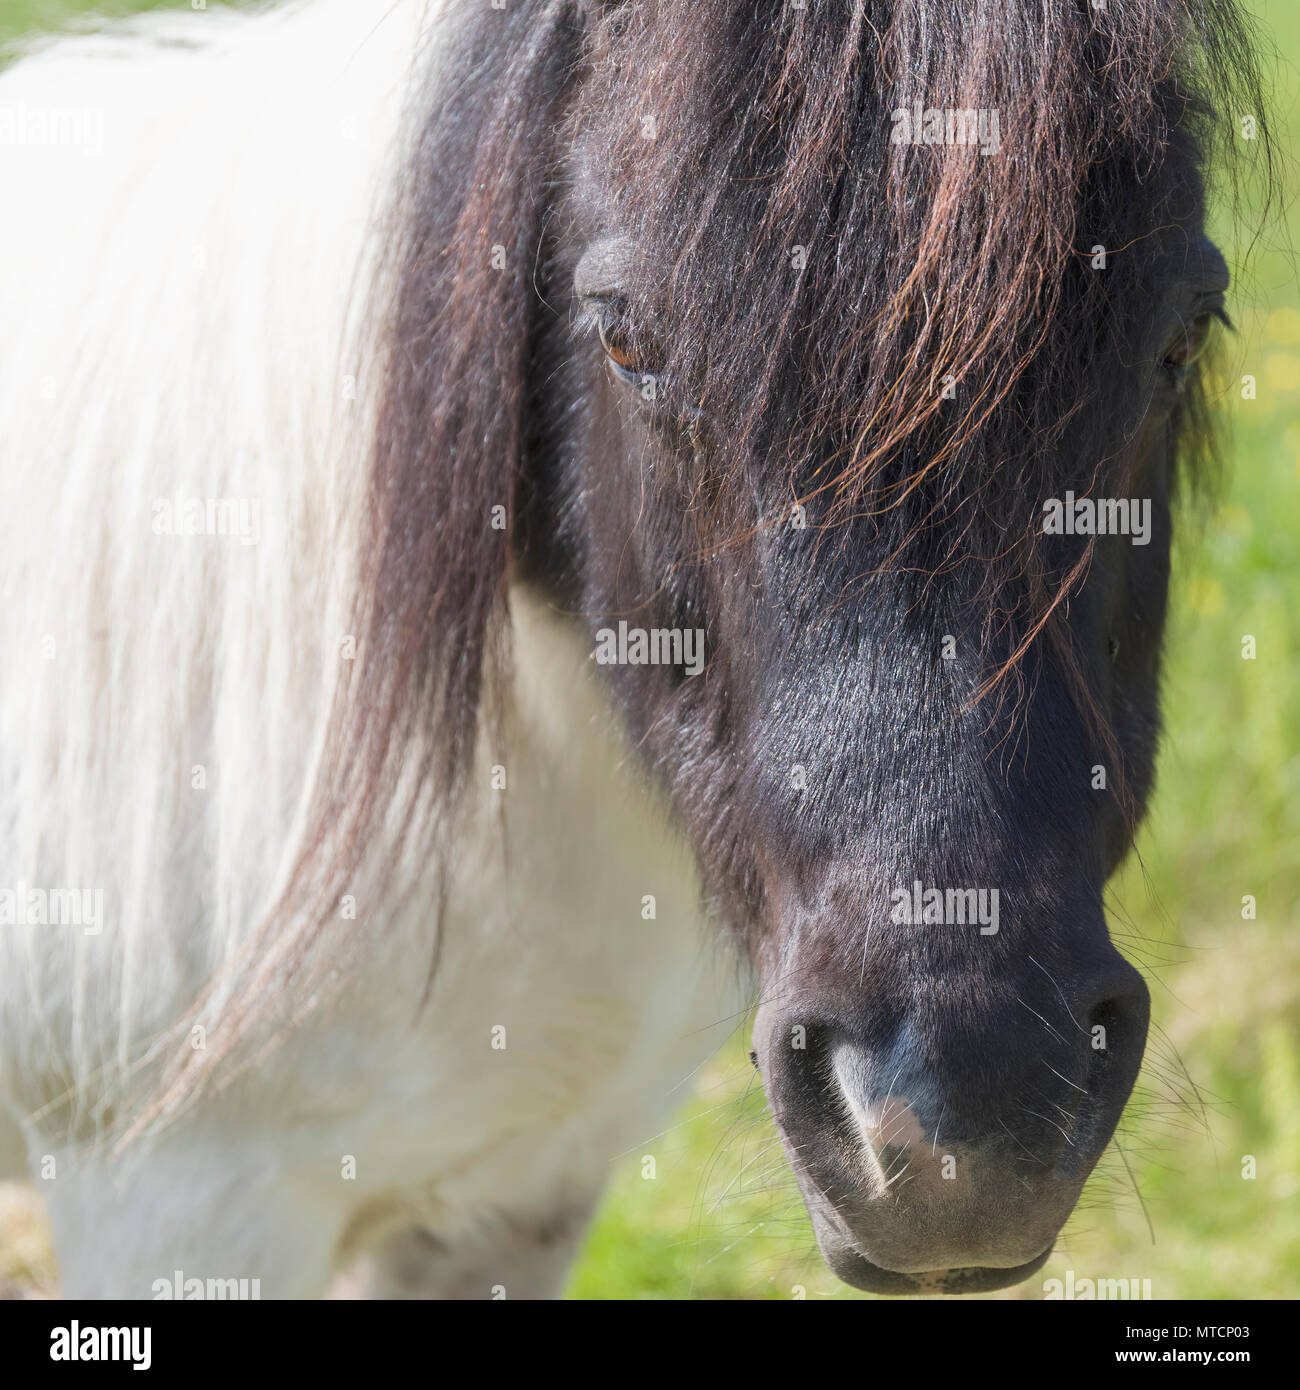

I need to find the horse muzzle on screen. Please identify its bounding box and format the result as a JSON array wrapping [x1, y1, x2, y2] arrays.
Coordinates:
[[752, 953, 1150, 1295]]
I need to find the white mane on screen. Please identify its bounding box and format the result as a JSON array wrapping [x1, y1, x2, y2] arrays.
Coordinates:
[[0, 0, 741, 1298], [0, 0, 434, 1118]]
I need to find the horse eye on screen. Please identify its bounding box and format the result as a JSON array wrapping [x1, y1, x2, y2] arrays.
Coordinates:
[[598, 317, 641, 373], [1162, 312, 1216, 371]]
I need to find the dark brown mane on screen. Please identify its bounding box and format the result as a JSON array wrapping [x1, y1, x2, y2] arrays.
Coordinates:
[[136, 0, 1272, 1131]]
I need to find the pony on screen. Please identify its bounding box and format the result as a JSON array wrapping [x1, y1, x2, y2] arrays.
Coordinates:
[[0, 0, 1266, 1297]]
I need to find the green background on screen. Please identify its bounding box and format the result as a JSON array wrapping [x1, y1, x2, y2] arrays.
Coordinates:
[[0, 0, 1294, 1301]]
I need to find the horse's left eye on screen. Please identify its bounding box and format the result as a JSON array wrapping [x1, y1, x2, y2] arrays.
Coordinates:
[[1162, 311, 1218, 371], [598, 316, 642, 374]]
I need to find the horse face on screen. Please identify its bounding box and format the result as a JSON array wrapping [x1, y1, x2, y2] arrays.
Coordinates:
[[531, 2, 1232, 1293]]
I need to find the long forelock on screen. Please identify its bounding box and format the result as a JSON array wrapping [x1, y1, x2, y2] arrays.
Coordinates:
[[584, 0, 1263, 538]]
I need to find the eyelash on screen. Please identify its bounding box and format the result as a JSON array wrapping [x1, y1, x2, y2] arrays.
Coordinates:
[[583, 303, 660, 395], [1161, 305, 1230, 377]]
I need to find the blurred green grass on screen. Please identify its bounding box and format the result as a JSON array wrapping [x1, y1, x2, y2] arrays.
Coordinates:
[[1, 0, 1296, 1301]]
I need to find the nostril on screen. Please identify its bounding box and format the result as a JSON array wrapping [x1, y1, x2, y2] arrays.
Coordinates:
[[1083, 997, 1123, 1092], [756, 1016, 840, 1131], [1085, 972, 1150, 1082], [1057, 972, 1151, 1175], [758, 1019, 908, 1174]]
